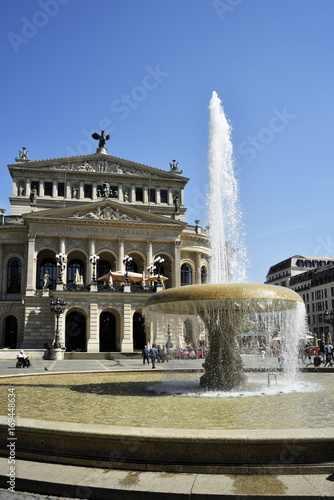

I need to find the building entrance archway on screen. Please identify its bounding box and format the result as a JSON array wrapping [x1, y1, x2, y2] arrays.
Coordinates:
[[133, 312, 145, 350], [100, 312, 116, 351], [65, 311, 86, 352], [4, 316, 17, 348]]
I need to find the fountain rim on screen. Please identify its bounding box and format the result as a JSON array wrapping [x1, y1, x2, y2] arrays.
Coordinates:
[[144, 283, 304, 309]]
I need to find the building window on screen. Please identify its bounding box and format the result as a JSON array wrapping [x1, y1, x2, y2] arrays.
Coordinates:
[[67, 259, 84, 284], [44, 182, 53, 196], [7, 258, 21, 293], [84, 184, 92, 199], [136, 188, 143, 202], [160, 189, 168, 203], [39, 258, 56, 289], [148, 188, 156, 203], [181, 263, 192, 286], [58, 182, 65, 197], [201, 266, 207, 284]]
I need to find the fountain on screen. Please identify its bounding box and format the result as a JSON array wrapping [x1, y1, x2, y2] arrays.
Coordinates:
[[144, 283, 305, 391], [0, 92, 333, 481], [145, 91, 305, 391]]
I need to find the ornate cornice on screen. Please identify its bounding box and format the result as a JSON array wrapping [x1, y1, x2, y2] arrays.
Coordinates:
[[71, 205, 142, 222]]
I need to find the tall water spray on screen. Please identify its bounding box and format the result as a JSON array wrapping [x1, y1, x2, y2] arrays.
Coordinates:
[[207, 91, 247, 283]]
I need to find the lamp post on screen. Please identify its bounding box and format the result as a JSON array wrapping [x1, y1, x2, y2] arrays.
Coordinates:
[[147, 264, 156, 276], [154, 256, 165, 284], [123, 255, 133, 283], [56, 253, 66, 283], [324, 310, 334, 344], [89, 254, 100, 282], [50, 296, 66, 349]]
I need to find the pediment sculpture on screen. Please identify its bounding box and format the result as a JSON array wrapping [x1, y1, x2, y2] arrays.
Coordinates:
[[71, 205, 142, 221]]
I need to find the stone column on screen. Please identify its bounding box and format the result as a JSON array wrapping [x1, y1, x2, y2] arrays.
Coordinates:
[[66, 181, 71, 199], [118, 184, 123, 202], [26, 234, 36, 296], [168, 188, 173, 205], [180, 188, 185, 207], [89, 238, 96, 281], [26, 179, 31, 199], [143, 186, 148, 204], [146, 239, 153, 268], [118, 238, 125, 271], [87, 302, 99, 352], [121, 299, 133, 352], [195, 253, 201, 284], [59, 237, 67, 283], [174, 240, 181, 287], [131, 185, 135, 202], [39, 182, 45, 197], [79, 181, 84, 199], [12, 177, 17, 197], [156, 188, 161, 205], [92, 182, 97, 200], [52, 180, 57, 198]]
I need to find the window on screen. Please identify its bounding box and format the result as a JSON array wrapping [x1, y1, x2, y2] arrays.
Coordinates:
[[97, 260, 111, 280], [148, 188, 156, 203], [39, 258, 56, 289], [67, 259, 84, 284], [44, 182, 52, 196], [201, 266, 207, 284], [84, 184, 92, 199], [136, 188, 143, 202], [160, 189, 168, 203], [58, 182, 64, 197], [7, 258, 21, 293], [181, 263, 192, 286]]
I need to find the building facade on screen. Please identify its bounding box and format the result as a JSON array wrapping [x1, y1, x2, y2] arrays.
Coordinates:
[[265, 255, 334, 342], [0, 141, 210, 353]]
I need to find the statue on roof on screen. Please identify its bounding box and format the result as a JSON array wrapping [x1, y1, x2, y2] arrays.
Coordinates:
[[170, 159, 179, 171], [92, 130, 110, 151]]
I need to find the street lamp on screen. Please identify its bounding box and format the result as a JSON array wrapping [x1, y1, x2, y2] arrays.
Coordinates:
[[56, 253, 66, 283], [324, 310, 334, 343], [89, 254, 100, 282], [123, 255, 133, 283], [50, 296, 66, 349], [154, 256, 165, 284]]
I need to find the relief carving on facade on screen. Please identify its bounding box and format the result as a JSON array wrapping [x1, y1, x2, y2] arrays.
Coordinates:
[[50, 160, 157, 177], [72, 205, 142, 222]]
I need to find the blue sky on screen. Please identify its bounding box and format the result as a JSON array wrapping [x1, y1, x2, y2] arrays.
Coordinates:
[[1, 0, 334, 283]]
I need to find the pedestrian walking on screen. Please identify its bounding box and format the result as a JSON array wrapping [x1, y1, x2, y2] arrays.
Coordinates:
[[150, 344, 158, 369], [142, 345, 149, 365]]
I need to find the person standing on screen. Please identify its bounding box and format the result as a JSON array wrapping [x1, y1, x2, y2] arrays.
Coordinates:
[[150, 344, 158, 369], [324, 342, 333, 366], [142, 345, 149, 365]]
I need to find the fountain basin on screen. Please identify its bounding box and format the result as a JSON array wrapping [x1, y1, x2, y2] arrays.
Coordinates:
[[1, 416, 333, 474]]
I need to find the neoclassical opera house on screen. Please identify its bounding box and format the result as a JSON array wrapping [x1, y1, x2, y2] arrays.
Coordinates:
[[0, 135, 209, 354]]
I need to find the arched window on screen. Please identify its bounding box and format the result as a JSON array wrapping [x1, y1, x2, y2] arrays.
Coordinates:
[[127, 259, 138, 273], [181, 263, 192, 286], [67, 259, 84, 284], [201, 266, 207, 284], [97, 260, 111, 280], [39, 258, 57, 289], [7, 258, 21, 293]]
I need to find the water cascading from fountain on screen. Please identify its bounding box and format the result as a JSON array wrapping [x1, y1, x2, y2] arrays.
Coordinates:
[[207, 91, 248, 283]]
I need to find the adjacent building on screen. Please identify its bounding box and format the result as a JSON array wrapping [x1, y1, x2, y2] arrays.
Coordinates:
[[0, 138, 210, 354], [265, 255, 334, 341]]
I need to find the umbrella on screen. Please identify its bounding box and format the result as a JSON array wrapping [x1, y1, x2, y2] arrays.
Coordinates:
[[74, 269, 81, 285], [98, 271, 143, 283], [146, 274, 168, 282]]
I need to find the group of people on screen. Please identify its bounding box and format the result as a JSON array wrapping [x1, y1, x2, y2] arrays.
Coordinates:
[[142, 344, 168, 368]]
